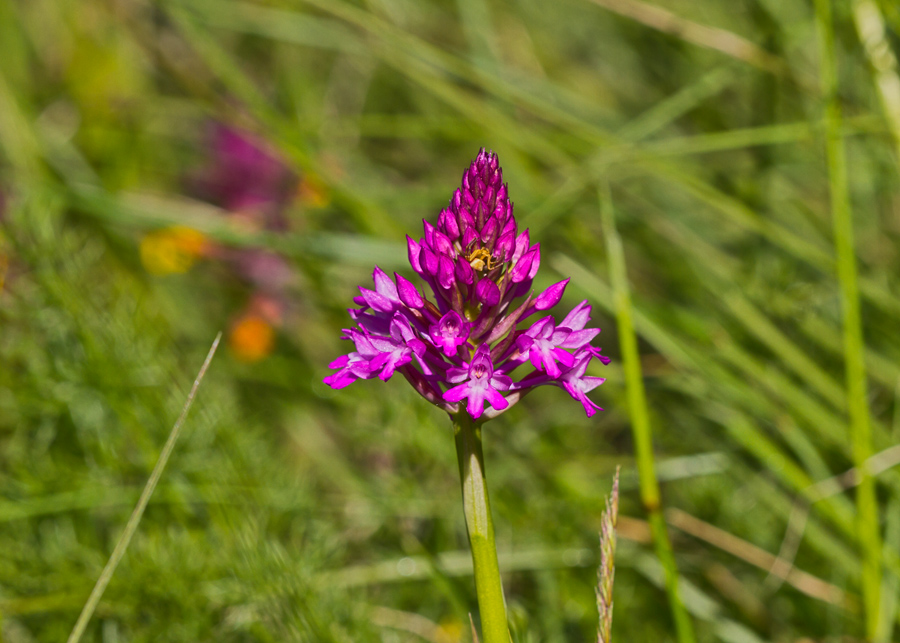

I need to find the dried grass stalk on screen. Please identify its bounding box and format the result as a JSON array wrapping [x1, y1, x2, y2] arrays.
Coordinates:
[[597, 467, 620, 643]]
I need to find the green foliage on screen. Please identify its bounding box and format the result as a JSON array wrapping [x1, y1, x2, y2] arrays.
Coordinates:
[[1, 0, 899, 641]]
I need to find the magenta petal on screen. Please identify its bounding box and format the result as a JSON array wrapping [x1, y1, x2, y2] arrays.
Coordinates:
[[475, 279, 501, 306], [495, 231, 515, 261], [560, 300, 592, 330], [395, 273, 424, 308], [485, 387, 508, 410], [438, 208, 460, 239], [443, 382, 469, 403], [438, 256, 456, 289], [446, 367, 470, 384], [433, 230, 454, 256], [328, 355, 350, 369], [406, 236, 422, 273], [430, 311, 469, 357], [584, 346, 612, 365], [323, 372, 354, 389], [378, 349, 411, 380], [560, 328, 600, 349], [466, 387, 487, 419], [509, 249, 535, 283], [499, 211, 516, 236], [462, 227, 478, 247], [455, 255, 476, 285], [491, 373, 513, 390], [480, 216, 498, 245], [527, 244, 541, 279], [534, 279, 568, 310], [408, 338, 427, 356], [423, 220, 436, 247], [541, 351, 561, 377], [359, 287, 395, 313], [583, 376, 606, 391], [458, 207, 475, 233], [372, 266, 398, 300], [422, 246, 439, 276], [583, 400, 602, 417], [368, 352, 389, 372], [553, 347, 576, 368], [516, 335, 534, 353], [526, 316, 555, 339], [389, 315, 415, 342], [512, 229, 530, 262]]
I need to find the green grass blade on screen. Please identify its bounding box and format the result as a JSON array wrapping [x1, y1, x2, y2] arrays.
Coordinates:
[[815, 0, 882, 635], [852, 0, 900, 169], [65, 334, 221, 643], [600, 186, 696, 643]]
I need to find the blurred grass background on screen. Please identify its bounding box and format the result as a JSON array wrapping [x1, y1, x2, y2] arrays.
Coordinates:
[[2, 0, 900, 641]]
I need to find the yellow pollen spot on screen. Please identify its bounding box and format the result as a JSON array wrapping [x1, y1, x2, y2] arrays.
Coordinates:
[[229, 314, 275, 362], [140, 226, 207, 275]]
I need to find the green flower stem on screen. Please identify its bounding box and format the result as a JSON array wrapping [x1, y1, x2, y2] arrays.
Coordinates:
[[453, 413, 510, 643], [815, 0, 882, 637], [601, 186, 696, 643]]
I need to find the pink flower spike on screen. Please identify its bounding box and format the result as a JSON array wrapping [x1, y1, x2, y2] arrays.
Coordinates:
[[323, 149, 608, 420]]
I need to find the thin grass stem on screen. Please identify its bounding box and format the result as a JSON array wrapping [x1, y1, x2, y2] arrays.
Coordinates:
[[876, 381, 900, 640], [599, 186, 695, 643], [851, 0, 900, 170], [65, 334, 222, 643]]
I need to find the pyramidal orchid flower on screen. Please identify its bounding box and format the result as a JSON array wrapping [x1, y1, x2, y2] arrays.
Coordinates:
[[324, 149, 610, 643], [325, 149, 608, 421]]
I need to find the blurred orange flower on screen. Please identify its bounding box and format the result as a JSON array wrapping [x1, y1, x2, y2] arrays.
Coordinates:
[[229, 314, 275, 362]]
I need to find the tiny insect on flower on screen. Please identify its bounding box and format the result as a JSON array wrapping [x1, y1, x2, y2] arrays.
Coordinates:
[[465, 247, 498, 272], [325, 149, 609, 420]]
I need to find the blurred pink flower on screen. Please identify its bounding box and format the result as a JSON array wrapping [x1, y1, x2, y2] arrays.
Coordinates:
[[192, 123, 295, 224]]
